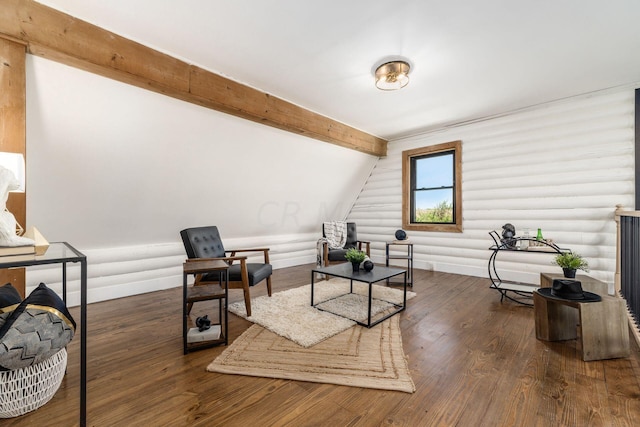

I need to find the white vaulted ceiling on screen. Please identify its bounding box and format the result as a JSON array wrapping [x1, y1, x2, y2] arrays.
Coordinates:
[[35, 0, 640, 141]]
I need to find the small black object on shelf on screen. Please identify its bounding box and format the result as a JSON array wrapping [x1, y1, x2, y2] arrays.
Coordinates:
[[196, 315, 211, 332], [395, 229, 407, 240]]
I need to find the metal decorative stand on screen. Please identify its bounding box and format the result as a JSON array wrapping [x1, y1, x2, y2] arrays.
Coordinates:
[[488, 230, 569, 306]]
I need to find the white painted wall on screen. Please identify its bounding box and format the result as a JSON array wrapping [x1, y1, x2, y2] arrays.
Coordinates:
[[24, 56, 378, 305], [349, 88, 636, 291]]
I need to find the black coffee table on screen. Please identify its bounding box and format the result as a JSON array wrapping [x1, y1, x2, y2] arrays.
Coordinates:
[[311, 263, 407, 328]]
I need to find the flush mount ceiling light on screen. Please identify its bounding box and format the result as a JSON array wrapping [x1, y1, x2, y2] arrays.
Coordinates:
[[374, 60, 410, 91]]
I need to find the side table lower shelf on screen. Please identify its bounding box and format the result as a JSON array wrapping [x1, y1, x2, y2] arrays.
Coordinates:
[[182, 260, 229, 354]]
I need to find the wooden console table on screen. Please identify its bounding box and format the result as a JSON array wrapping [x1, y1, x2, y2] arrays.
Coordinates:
[[534, 273, 629, 361]]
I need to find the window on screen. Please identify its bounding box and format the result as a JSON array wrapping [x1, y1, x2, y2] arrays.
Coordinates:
[[402, 140, 462, 232]]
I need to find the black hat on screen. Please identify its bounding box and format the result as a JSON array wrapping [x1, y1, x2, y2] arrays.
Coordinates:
[[536, 279, 601, 302]]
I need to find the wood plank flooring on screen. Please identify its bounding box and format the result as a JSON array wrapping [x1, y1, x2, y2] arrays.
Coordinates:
[[4, 264, 640, 426]]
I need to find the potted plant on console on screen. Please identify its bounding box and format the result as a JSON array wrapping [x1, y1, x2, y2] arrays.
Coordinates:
[[553, 252, 589, 278], [345, 248, 367, 273]]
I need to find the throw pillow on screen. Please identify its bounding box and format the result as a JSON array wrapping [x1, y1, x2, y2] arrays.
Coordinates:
[[0, 283, 22, 311], [0, 283, 76, 371]]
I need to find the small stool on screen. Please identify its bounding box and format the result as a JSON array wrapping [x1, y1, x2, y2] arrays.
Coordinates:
[[534, 274, 630, 361]]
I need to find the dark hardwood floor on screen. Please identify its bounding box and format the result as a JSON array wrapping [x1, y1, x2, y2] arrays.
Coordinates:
[[5, 264, 640, 426]]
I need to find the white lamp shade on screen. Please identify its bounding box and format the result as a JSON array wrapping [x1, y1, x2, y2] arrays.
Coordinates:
[[0, 152, 25, 192]]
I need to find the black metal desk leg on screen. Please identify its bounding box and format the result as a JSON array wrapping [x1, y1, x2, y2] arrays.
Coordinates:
[[183, 272, 188, 355], [310, 272, 315, 306], [62, 262, 67, 305], [368, 282, 373, 326], [403, 271, 407, 307], [80, 258, 87, 427]]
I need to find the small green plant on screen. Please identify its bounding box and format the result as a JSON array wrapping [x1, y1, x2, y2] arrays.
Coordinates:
[[344, 248, 366, 263], [553, 252, 589, 272]]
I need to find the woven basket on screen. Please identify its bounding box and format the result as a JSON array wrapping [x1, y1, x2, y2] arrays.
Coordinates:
[[0, 348, 67, 418]]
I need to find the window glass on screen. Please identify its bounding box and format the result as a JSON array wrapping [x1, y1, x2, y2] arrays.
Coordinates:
[[413, 188, 454, 223], [415, 154, 453, 189], [402, 141, 462, 232]]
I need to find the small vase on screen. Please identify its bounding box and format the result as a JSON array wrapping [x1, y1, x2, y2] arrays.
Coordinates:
[[351, 262, 360, 273], [562, 268, 576, 278]]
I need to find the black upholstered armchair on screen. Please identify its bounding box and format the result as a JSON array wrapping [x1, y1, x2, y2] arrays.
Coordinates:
[[322, 222, 371, 267], [180, 226, 272, 317]]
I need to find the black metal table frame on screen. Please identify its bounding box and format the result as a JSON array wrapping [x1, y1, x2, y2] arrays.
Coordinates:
[[488, 231, 568, 306], [311, 263, 407, 328], [0, 242, 87, 426], [385, 241, 414, 287]]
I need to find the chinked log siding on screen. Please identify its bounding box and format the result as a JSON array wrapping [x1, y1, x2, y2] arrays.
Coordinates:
[[0, 0, 386, 156], [348, 88, 635, 287]]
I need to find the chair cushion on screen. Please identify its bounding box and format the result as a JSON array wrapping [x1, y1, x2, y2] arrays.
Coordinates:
[[327, 248, 348, 262], [0, 283, 76, 371], [202, 263, 272, 286]]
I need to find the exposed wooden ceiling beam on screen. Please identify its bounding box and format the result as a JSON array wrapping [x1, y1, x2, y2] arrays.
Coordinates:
[[0, 0, 387, 156]]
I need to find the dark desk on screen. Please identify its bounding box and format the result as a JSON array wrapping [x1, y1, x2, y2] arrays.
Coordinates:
[[0, 242, 87, 426], [311, 263, 407, 328]]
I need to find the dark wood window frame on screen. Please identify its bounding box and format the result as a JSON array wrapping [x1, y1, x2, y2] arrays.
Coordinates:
[[402, 140, 462, 233]]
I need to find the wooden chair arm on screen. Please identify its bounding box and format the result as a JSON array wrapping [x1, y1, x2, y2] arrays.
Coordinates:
[[186, 256, 248, 267], [186, 257, 227, 262], [323, 241, 329, 265], [357, 240, 371, 257], [186, 256, 247, 263], [226, 248, 270, 264], [225, 248, 270, 254]]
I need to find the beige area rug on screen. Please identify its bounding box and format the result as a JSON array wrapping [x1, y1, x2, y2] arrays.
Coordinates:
[[207, 315, 415, 393], [228, 278, 416, 347]]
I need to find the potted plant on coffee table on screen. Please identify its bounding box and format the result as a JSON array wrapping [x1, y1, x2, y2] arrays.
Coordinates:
[[553, 252, 589, 278], [345, 248, 367, 273]]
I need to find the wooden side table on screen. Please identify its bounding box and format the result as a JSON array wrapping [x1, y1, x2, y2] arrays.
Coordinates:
[[386, 240, 413, 287], [534, 273, 629, 361], [182, 259, 229, 354]]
